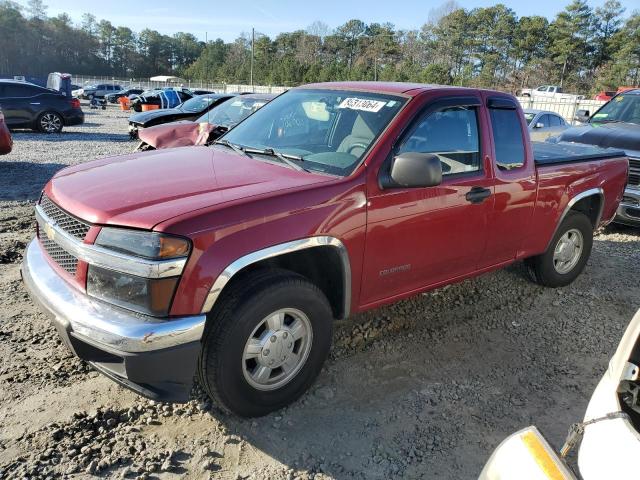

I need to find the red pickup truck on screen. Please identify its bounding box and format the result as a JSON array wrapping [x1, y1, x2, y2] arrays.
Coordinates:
[[22, 82, 628, 417]]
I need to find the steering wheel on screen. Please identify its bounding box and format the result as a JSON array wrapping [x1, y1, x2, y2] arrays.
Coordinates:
[[346, 143, 368, 155]]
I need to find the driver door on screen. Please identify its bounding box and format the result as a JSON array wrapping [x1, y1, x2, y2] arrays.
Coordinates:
[[360, 95, 494, 307]]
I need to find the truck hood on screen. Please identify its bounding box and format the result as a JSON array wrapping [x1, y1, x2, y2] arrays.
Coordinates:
[[555, 122, 640, 156], [45, 146, 333, 230]]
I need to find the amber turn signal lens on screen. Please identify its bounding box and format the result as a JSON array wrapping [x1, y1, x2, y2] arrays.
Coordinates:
[[159, 236, 190, 258]]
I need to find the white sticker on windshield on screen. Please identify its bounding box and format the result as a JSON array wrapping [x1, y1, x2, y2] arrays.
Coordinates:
[[338, 98, 386, 112]]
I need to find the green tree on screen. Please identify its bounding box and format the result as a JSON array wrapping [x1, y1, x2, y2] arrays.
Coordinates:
[[26, 0, 46, 19], [549, 0, 595, 89], [593, 0, 625, 67]]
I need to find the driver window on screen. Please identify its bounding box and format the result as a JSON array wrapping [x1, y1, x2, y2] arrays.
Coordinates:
[[398, 106, 481, 176], [272, 101, 334, 146]]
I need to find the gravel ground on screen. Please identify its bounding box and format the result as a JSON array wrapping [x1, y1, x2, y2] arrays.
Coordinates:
[[0, 104, 639, 479]]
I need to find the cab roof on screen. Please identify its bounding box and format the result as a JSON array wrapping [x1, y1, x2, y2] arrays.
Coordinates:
[[297, 81, 458, 96], [297, 81, 506, 98]]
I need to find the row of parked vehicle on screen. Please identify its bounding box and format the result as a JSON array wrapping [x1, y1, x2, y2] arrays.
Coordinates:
[[128, 92, 275, 149], [74, 84, 220, 111]]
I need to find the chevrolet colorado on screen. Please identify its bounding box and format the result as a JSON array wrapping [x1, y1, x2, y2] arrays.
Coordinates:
[[21, 82, 629, 417]]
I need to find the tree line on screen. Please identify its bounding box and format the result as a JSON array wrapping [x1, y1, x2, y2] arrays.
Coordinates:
[[1, 0, 638, 94]]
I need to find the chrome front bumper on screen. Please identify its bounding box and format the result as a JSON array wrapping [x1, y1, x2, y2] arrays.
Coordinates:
[[21, 238, 206, 401], [615, 187, 640, 226]]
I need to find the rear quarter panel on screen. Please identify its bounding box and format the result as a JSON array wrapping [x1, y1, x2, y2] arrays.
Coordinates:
[[519, 156, 628, 256]]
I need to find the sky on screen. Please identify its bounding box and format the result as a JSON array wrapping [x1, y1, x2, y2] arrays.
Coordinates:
[[17, 0, 640, 42]]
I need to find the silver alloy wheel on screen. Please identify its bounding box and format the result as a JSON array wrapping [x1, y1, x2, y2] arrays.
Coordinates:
[[553, 228, 584, 274], [242, 308, 313, 391], [40, 113, 62, 133]]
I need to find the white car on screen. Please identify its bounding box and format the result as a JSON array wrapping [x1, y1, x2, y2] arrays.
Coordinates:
[[577, 308, 640, 479], [480, 308, 640, 480]]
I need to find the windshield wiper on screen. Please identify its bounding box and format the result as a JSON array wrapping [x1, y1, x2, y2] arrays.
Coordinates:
[[243, 147, 310, 172], [213, 139, 248, 156]]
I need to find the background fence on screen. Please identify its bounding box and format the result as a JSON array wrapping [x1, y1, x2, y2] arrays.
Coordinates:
[[516, 96, 606, 124], [72, 75, 607, 123], [72, 75, 288, 95]]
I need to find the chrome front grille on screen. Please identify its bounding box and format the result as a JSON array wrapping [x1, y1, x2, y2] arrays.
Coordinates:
[[40, 194, 90, 240], [40, 229, 78, 274], [38, 194, 91, 275], [629, 158, 640, 188]]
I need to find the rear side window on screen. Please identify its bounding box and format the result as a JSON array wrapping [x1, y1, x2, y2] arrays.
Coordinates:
[[2, 84, 38, 97], [550, 115, 563, 127], [489, 108, 526, 170]]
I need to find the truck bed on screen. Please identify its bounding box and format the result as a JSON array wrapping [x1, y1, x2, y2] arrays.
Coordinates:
[[533, 141, 626, 166]]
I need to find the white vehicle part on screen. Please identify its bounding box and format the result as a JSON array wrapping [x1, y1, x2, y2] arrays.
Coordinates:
[[479, 426, 576, 480], [577, 308, 640, 479]]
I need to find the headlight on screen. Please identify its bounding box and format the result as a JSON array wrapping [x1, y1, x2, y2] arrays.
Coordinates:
[[87, 228, 190, 316], [95, 228, 190, 259], [87, 265, 179, 316]]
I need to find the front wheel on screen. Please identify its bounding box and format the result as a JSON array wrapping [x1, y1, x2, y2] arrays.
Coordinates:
[[526, 211, 593, 287], [199, 269, 333, 417]]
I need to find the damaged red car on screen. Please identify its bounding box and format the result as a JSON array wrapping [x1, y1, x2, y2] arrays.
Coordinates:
[[135, 93, 275, 151], [0, 110, 12, 154]]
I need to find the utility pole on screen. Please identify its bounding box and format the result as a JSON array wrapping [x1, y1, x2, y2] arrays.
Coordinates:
[[250, 27, 255, 89]]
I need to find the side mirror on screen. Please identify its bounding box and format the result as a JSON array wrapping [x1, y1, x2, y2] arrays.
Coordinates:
[[574, 109, 590, 123], [534, 122, 544, 129], [380, 152, 443, 189]]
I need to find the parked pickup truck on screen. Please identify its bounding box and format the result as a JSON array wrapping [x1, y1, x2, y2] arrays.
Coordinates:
[[517, 85, 582, 100], [553, 88, 640, 226], [21, 82, 628, 417]]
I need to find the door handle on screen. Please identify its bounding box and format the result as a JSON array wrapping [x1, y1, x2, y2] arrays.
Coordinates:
[[30, 102, 41, 105], [465, 186, 491, 204]]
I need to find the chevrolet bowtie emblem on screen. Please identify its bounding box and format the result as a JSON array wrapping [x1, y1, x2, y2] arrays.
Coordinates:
[[44, 221, 56, 240]]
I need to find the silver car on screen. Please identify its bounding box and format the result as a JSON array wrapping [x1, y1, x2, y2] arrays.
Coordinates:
[[79, 84, 122, 100], [523, 109, 568, 141]]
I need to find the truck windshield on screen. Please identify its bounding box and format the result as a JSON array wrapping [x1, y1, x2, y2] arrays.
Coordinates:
[[591, 94, 640, 125], [220, 89, 406, 176]]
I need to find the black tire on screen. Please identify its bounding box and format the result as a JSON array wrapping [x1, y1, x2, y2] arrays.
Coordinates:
[[525, 211, 593, 287], [37, 111, 63, 133], [134, 141, 154, 152], [199, 269, 333, 417]]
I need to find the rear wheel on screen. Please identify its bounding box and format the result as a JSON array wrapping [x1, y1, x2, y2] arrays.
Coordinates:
[[37, 112, 63, 133], [526, 211, 593, 287], [199, 269, 333, 417]]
